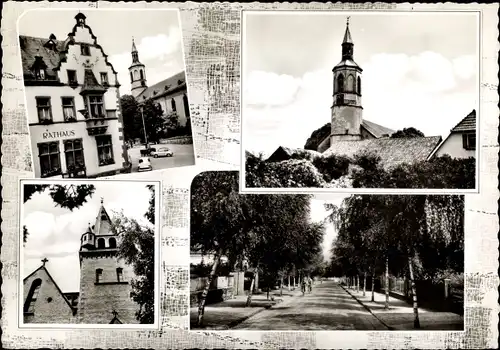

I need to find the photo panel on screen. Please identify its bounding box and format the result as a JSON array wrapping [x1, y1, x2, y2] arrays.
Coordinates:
[[18, 9, 195, 180], [19, 179, 161, 328], [189, 171, 464, 331], [241, 10, 479, 193]]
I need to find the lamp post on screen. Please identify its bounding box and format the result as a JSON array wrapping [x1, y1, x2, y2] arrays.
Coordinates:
[[140, 106, 148, 147]]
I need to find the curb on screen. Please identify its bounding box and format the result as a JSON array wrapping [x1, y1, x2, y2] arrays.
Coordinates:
[[341, 285, 393, 330]]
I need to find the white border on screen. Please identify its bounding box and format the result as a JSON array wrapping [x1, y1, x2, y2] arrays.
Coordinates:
[[18, 178, 162, 330], [239, 9, 480, 195], [17, 8, 197, 180]]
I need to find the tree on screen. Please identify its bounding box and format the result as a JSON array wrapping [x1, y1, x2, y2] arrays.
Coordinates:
[[142, 100, 166, 144], [304, 123, 331, 150], [145, 185, 155, 225], [165, 111, 180, 137], [120, 95, 142, 142], [391, 127, 425, 138]]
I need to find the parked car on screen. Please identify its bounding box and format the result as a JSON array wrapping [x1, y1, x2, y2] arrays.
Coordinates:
[[150, 147, 173, 158], [137, 157, 152, 172]]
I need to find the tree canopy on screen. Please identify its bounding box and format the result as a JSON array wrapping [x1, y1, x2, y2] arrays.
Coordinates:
[[391, 127, 425, 138]]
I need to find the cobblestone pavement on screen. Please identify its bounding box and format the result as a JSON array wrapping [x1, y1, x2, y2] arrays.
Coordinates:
[[231, 281, 389, 330]]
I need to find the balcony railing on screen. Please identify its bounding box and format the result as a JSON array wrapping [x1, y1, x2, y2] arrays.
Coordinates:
[[79, 109, 108, 136]]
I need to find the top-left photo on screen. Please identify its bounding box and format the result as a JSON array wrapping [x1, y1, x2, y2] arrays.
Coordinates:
[[18, 9, 195, 179]]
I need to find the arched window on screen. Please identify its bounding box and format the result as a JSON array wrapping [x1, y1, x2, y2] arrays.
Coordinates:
[[109, 237, 116, 248], [183, 94, 190, 117], [24, 278, 42, 313], [171, 99, 176, 112], [130, 72, 133, 82], [357, 76, 361, 95], [337, 74, 344, 93], [346, 74, 355, 92], [97, 238, 105, 249], [134, 70, 139, 80], [140, 70, 144, 80], [96, 269, 103, 283]]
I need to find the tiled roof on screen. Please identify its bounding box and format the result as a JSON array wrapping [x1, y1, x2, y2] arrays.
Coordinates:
[[361, 119, 395, 138], [136, 71, 187, 102], [81, 69, 106, 93], [322, 136, 442, 169], [267, 146, 322, 162], [19, 35, 67, 80], [451, 110, 476, 132]]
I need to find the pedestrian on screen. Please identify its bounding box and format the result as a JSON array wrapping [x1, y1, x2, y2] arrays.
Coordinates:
[[301, 277, 306, 295], [307, 276, 313, 293]]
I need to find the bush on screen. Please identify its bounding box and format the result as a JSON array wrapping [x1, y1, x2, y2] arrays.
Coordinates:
[[312, 154, 350, 182]]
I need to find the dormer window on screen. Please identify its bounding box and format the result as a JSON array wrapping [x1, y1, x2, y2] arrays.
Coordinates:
[[81, 44, 91, 56], [35, 68, 46, 80]]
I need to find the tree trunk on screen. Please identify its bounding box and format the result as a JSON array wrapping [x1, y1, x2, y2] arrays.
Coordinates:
[[288, 275, 291, 291], [197, 250, 222, 327], [293, 275, 296, 288], [246, 273, 255, 307], [356, 275, 360, 293], [363, 272, 367, 297], [408, 256, 420, 329], [384, 256, 390, 310], [371, 268, 375, 302], [280, 276, 284, 296], [267, 283, 270, 300]]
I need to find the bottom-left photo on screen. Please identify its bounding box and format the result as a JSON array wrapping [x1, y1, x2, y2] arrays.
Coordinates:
[[19, 180, 160, 328]]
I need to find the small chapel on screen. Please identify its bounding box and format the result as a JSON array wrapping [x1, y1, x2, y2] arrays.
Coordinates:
[[23, 199, 139, 324], [266, 18, 476, 168]]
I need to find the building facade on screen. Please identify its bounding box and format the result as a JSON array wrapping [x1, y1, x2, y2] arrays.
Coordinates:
[[23, 199, 139, 324], [20, 13, 128, 178], [128, 41, 191, 128], [430, 110, 477, 159]]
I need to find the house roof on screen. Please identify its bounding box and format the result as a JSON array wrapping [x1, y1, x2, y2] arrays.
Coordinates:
[[24, 264, 76, 313], [81, 69, 106, 94], [451, 110, 476, 132], [323, 136, 443, 169], [267, 146, 322, 162], [19, 35, 67, 80], [136, 71, 187, 102]]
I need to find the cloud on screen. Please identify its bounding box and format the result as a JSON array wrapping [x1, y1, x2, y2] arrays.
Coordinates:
[[24, 212, 56, 241], [244, 51, 477, 156]]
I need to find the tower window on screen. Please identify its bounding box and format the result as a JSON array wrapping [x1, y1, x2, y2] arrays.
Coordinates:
[[346, 74, 355, 92], [357, 76, 361, 95], [116, 268, 123, 282], [109, 237, 116, 248], [140, 70, 144, 80], [96, 269, 103, 283], [134, 70, 139, 80], [336, 74, 344, 93], [81, 44, 91, 56], [130, 72, 133, 82], [97, 238, 105, 249], [24, 278, 42, 314]]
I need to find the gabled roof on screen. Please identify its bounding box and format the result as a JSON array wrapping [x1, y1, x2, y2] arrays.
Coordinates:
[[266, 146, 322, 163], [136, 71, 186, 102], [80, 69, 106, 94], [361, 119, 395, 138], [110, 316, 123, 324], [24, 264, 76, 314], [451, 110, 476, 133], [323, 136, 442, 169], [19, 35, 67, 80]]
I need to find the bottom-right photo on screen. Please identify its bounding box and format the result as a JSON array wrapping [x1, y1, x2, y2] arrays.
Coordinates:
[[189, 171, 464, 331]]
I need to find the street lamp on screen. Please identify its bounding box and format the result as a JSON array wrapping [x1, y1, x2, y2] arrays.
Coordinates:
[[140, 106, 148, 147]]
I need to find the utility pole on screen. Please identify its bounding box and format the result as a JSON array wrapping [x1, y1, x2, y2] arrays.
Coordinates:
[[141, 106, 148, 147]]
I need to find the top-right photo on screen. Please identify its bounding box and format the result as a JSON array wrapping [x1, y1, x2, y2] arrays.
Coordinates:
[[241, 11, 479, 192]]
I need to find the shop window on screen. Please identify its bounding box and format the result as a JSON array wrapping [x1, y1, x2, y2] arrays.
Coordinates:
[[24, 278, 42, 314], [62, 97, 76, 122], [96, 268, 103, 283], [38, 142, 61, 177], [64, 139, 85, 172], [116, 267, 123, 282], [100, 72, 108, 85], [81, 44, 91, 56], [87, 95, 104, 118], [171, 99, 176, 112], [96, 135, 114, 166], [67, 70, 77, 85], [462, 133, 476, 150], [36, 97, 52, 123]]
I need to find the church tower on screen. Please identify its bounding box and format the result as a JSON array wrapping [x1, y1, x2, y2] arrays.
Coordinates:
[[129, 38, 147, 98], [77, 199, 138, 324], [331, 18, 363, 143]]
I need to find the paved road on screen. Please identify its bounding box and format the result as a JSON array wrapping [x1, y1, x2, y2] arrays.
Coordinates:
[[232, 281, 388, 330], [128, 144, 195, 172]]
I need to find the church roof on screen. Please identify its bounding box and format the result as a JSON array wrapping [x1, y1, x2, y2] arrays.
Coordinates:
[[92, 200, 114, 236], [343, 24, 353, 44], [450, 110, 476, 133], [361, 119, 395, 138], [323, 136, 442, 169], [19, 35, 67, 80], [136, 71, 187, 102], [267, 146, 322, 163], [131, 38, 138, 53]]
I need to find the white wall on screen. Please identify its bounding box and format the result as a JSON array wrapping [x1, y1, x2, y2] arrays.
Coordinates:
[[435, 133, 476, 159]]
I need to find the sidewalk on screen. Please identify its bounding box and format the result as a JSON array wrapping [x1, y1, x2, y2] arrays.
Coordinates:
[[341, 285, 464, 330], [190, 287, 304, 330]]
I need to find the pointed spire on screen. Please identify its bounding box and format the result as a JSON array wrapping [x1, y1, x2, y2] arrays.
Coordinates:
[[131, 37, 138, 53], [131, 37, 140, 64], [342, 17, 353, 44]]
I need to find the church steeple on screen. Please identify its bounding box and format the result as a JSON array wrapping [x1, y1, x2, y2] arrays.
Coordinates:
[[131, 38, 140, 63], [341, 17, 354, 60], [129, 37, 147, 97]]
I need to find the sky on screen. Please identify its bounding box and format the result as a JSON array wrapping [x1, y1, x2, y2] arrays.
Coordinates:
[[243, 11, 479, 156], [18, 9, 186, 96], [309, 194, 348, 262], [22, 182, 153, 292]]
